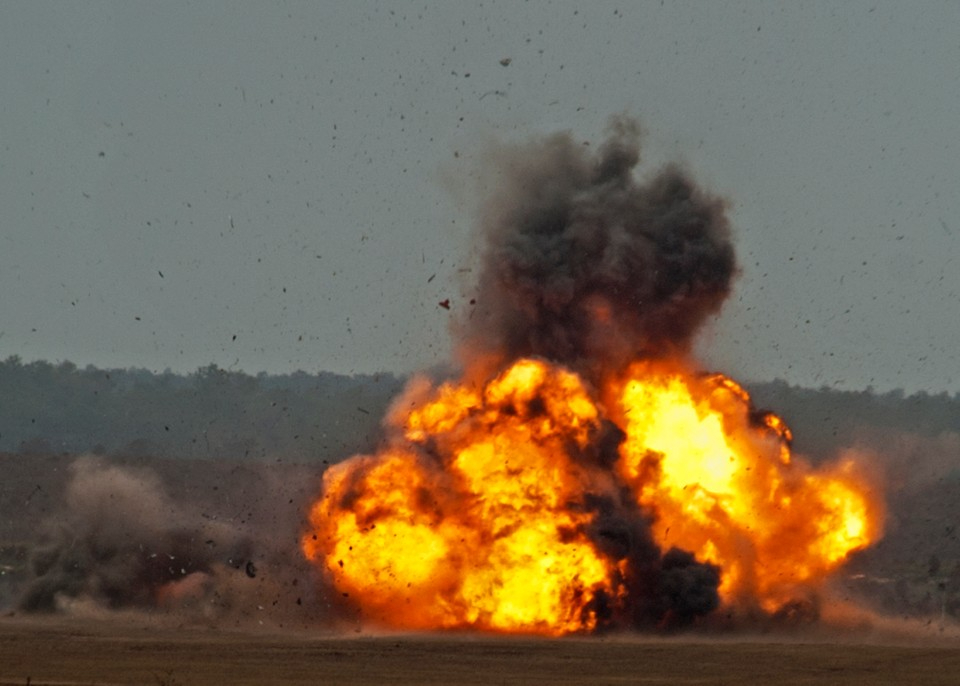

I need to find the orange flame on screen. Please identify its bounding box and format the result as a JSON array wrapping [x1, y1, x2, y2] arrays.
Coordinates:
[[610, 361, 881, 609], [303, 358, 883, 633]]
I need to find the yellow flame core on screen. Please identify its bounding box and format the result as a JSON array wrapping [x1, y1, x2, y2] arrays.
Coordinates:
[[613, 363, 882, 609], [302, 357, 884, 632], [304, 359, 612, 634]]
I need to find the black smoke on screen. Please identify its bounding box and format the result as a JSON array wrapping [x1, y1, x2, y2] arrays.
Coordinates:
[[460, 116, 736, 378], [582, 489, 720, 630]]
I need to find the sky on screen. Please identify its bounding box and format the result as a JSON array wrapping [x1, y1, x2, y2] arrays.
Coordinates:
[[2, 1, 959, 393]]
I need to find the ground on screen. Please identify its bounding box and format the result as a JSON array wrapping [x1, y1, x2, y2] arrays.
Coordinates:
[[2, 614, 960, 685]]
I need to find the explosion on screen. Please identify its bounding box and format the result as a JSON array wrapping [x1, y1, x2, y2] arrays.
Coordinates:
[[302, 118, 884, 634]]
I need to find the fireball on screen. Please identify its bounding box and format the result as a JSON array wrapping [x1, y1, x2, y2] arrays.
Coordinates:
[[303, 357, 882, 633]]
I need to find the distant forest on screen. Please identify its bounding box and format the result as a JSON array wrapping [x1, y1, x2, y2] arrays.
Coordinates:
[[748, 379, 960, 464], [0, 355, 958, 465], [0, 356, 403, 462]]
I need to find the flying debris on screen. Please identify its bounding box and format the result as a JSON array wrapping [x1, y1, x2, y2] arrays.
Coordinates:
[[479, 90, 507, 101]]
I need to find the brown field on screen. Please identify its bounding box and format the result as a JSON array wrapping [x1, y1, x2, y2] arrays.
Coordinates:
[[1, 615, 959, 686]]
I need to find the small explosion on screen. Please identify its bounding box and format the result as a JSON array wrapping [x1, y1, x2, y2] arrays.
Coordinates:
[[302, 118, 884, 634]]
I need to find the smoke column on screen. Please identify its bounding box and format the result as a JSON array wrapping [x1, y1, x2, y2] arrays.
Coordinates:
[[460, 116, 736, 377]]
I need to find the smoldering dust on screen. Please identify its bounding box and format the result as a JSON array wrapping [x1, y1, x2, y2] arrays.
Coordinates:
[[19, 458, 251, 612], [18, 457, 318, 622]]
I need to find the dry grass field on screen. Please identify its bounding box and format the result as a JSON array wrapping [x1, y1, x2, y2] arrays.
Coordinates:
[[1, 615, 959, 686]]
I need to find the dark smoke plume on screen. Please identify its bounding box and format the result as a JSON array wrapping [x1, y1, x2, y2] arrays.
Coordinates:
[[460, 116, 736, 376]]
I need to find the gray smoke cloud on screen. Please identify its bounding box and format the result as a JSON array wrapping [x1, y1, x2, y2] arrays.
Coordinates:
[[17, 457, 325, 626], [19, 457, 253, 611], [460, 116, 736, 377]]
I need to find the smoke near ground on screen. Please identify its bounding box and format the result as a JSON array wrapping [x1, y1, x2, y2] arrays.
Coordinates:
[[16, 456, 325, 626], [20, 457, 250, 611], [460, 116, 736, 378]]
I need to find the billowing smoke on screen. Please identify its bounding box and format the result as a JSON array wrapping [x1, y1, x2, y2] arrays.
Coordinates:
[[460, 116, 736, 377]]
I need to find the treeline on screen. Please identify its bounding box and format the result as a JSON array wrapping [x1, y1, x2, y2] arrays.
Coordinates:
[[0, 356, 404, 462], [1, 355, 958, 464], [747, 379, 960, 462]]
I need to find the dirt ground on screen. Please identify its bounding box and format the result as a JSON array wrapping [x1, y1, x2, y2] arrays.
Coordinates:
[[0, 614, 958, 686]]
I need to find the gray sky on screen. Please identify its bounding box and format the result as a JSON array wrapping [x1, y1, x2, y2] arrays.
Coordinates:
[[2, 1, 959, 393]]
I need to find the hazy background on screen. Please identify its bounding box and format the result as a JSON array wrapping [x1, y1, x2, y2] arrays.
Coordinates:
[[2, 1, 959, 393]]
